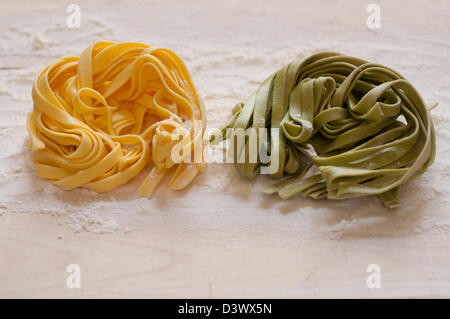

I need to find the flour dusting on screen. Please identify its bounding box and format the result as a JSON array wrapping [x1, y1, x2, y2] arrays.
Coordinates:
[[0, 0, 449, 236]]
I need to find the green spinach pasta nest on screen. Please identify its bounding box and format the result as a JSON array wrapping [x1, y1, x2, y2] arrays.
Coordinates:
[[217, 52, 436, 208]]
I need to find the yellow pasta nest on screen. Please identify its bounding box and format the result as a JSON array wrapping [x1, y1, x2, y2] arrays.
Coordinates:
[[27, 41, 206, 197]]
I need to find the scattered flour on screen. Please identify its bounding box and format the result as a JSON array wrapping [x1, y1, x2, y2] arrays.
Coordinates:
[[304, 144, 318, 158], [0, 0, 449, 237]]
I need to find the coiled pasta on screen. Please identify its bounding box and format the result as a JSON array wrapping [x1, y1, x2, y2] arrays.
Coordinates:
[[218, 52, 436, 208], [27, 41, 206, 198]]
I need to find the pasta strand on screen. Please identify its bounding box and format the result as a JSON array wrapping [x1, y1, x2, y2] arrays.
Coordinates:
[[218, 52, 436, 208], [27, 41, 206, 198]]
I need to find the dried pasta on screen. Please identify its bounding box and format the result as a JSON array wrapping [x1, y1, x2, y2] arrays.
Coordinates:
[[218, 52, 436, 207], [27, 41, 206, 198]]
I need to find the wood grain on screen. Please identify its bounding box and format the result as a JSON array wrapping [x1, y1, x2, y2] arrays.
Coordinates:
[[1, 0, 449, 298], [0, 213, 449, 298]]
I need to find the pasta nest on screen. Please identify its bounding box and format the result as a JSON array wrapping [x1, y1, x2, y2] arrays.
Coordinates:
[[219, 52, 436, 207], [27, 41, 206, 197]]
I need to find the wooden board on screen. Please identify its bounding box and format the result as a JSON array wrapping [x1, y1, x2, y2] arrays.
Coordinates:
[[0, 0, 449, 298]]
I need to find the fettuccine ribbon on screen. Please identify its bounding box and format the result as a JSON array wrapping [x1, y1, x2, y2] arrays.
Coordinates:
[[27, 41, 206, 198], [218, 52, 436, 208]]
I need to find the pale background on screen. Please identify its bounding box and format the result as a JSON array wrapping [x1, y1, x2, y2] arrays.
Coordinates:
[[0, 0, 449, 298]]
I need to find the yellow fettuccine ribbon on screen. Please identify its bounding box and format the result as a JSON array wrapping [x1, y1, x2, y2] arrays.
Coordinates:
[[27, 41, 206, 197]]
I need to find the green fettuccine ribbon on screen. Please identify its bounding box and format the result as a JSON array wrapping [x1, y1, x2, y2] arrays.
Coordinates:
[[216, 52, 436, 208]]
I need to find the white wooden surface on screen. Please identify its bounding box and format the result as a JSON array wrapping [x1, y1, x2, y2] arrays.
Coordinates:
[[0, 0, 449, 298], [1, 213, 449, 298]]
